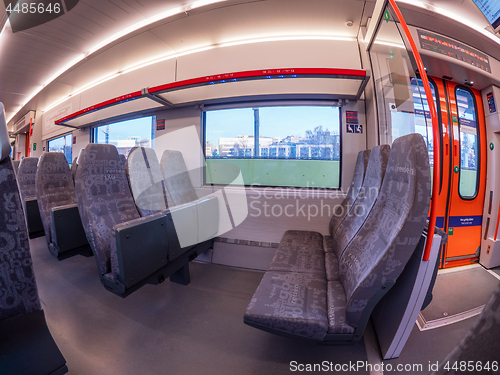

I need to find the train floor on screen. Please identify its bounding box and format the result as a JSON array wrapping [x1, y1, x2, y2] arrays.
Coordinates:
[[30, 236, 486, 375]]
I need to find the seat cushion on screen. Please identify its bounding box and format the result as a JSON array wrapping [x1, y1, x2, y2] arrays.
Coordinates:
[[327, 280, 355, 334], [244, 271, 328, 340], [325, 252, 340, 281], [267, 230, 325, 277]]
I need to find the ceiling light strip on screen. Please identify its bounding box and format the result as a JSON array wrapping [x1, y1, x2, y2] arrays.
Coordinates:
[[43, 36, 354, 113]]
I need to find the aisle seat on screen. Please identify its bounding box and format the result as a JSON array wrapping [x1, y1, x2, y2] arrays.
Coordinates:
[[244, 134, 431, 343], [75, 143, 212, 297], [36, 152, 91, 260], [329, 149, 370, 239], [159, 149, 219, 247], [126, 146, 216, 260], [0, 102, 67, 375], [17, 157, 44, 238]]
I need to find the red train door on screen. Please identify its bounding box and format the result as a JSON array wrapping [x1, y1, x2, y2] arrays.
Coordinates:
[[439, 82, 487, 268]]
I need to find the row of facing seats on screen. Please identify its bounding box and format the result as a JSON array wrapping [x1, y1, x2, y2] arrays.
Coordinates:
[[244, 133, 432, 342], [73, 143, 217, 296]]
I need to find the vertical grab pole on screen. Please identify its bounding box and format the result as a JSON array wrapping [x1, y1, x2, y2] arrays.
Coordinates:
[[387, 0, 441, 261]]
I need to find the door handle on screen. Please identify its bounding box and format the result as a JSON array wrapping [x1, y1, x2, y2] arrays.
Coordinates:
[[454, 144, 458, 157]]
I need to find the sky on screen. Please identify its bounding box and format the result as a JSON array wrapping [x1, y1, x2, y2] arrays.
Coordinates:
[[94, 116, 154, 143], [205, 106, 340, 147]]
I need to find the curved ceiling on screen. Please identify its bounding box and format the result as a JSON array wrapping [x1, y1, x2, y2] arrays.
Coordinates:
[[1, 0, 499, 128]]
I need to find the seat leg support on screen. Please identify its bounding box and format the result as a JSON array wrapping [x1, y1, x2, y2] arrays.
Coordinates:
[[170, 264, 191, 285]]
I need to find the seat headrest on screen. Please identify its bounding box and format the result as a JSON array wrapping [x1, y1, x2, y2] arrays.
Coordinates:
[[0, 103, 11, 162]]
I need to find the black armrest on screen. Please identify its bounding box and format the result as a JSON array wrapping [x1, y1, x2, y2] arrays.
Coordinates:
[[51, 204, 88, 254], [114, 213, 168, 289]]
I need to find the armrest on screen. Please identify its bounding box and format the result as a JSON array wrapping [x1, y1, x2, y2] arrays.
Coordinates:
[[113, 212, 168, 289], [167, 195, 219, 247], [51, 204, 88, 253]]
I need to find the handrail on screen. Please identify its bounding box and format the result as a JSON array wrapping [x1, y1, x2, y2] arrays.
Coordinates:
[[387, 0, 441, 261], [495, 200, 500, 241]]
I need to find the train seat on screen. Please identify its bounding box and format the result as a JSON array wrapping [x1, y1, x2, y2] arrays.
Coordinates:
[[12, 159, 20, 174], [329, 149, 370, 238], [0, 102, 68, 375], [159, 149, 219, 247], [75, 143, 211, 297], [266, 145, 390, 278], [17, 157, 44, 238], [36, 152, 91, 260], [126, 146, 215, 264], [126, 146, 170, 216], [329, 144, 391, 259], [244, 133, 431, 343]]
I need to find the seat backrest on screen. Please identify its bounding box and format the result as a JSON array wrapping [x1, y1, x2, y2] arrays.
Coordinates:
[[70, 157, 78, 181], [36, 152, 77, 243], [160, 150, 198, 205], [332, 145, 390, 259], [329, 149, 370, 237], [126, 147, 172, 216], [339, 134, 431, 327], [17, 157, 39, 201], [0, 102, 41, 322], [12, 160, 20, 175], [74, 143, 140, 276]]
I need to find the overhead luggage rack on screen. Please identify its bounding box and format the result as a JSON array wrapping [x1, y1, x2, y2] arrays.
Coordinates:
[[53, 67, 370, 128]]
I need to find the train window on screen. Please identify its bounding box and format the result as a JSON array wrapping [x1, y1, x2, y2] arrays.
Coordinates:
[[204, 106, 341, 188], [47, 133, 73, 165], [92, 116, 155, 157], [456, 88, 479, 199]]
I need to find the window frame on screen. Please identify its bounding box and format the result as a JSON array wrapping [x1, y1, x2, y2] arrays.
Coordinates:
[[202, 102, 343, 190], [90, 115, 156, 152], [47, 132, 73, 164], [454, 85, 481, 201]]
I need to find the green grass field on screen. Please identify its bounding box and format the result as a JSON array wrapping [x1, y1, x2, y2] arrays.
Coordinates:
[[206, 159, 340, 188]]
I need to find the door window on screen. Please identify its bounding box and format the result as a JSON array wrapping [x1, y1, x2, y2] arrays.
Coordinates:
[[455, 88, 479, 198]]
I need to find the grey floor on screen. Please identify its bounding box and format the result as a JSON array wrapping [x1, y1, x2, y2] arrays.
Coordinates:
[[491, 266, 500, 278], [421, 266, 500, 322], [30, 235, 488, 375], [31, 237, 369, 375]]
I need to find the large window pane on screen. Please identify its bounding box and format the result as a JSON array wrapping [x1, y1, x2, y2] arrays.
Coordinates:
[[48, 133, 72, 165], [456, 88, 478, 198], [205, 106, 341, 188], [93, 116, 155, 156]]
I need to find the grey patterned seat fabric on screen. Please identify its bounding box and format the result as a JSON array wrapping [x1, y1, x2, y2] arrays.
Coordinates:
[[17, 157, 39, 201], [245, 134, 430, 341], [160, 150, 199, 206], [126, 147, 171, 216], [36, 152, 78, 244], [0, 155, 41, 323], [245, 271, 329, 340], [330, 145, 390, 259], [70, 157, 77, 181], [267, 230, 325, 277], [329, 149, 370, 238], [432, 283, 500, 375], [74, 143, 140, 278], [339, 134, 430, 327], [12, 160, 20, 175]]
